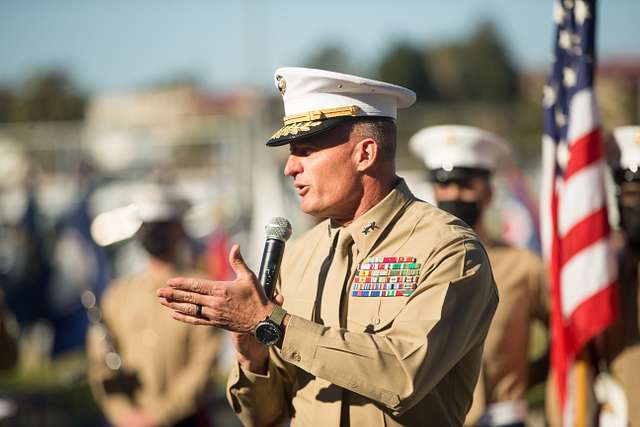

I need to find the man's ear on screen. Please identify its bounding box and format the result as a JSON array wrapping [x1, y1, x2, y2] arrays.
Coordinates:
[[354, 138, 378, 172]]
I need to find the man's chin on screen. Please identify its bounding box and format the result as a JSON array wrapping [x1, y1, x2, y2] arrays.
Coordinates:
[[299, 200, 324, 218], [300, 204, 318, 216]]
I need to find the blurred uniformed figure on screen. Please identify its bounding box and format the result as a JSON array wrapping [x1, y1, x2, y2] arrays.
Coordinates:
[[601, 125, 640, 426], [0, 289, 18, 422], [86, 191, 221, 427], [157, 68, 498, 426], [0, 289, 18, 371], [410, 126, 549, 427]]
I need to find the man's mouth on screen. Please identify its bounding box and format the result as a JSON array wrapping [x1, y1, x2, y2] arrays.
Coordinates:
[[294, 184, 309, 196]]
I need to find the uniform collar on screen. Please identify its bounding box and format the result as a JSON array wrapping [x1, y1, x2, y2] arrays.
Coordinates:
[[327, 177, 415, 256]]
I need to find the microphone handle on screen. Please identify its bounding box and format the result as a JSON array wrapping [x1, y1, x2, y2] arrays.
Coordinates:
[[258, 238, 285, 299]]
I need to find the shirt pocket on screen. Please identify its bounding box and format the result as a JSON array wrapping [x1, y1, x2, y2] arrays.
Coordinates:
[[347, 296, 407, 333]]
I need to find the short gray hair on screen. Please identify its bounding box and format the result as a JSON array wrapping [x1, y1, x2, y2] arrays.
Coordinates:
[[349, 118, 397, 161]]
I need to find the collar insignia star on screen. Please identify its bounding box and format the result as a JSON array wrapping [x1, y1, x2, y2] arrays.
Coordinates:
[[362, 222, 377, 235]]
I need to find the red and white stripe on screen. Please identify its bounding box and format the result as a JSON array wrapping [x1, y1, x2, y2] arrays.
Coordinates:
[[541, 88, 618, 412]]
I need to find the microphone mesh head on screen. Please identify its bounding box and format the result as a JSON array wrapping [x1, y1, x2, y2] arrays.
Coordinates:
[[265, 217, 292, 242]]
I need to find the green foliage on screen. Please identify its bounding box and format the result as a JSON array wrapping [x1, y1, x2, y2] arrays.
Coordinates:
[[378, 41, 438, 102], [304, 45, 351, 74], [0, 89, 15, 122], [0, 70, 87, 123], [457, 21, 520, 102], [376, 21, 519, 104]]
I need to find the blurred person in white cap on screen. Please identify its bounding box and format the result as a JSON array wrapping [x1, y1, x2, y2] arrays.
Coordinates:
[[410, 125, 549, 427], [600, 125, 640, 426], [157, 67, 498, 426], [86, 189, 222, 427]]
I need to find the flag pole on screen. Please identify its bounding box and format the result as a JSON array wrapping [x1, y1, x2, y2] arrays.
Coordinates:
[[574, 350, 589, 427]]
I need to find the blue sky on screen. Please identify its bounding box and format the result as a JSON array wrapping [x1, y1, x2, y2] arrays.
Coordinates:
[[2, 0, 639, 95]]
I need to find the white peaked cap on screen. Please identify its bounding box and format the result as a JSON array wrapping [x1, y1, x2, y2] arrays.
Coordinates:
[[275, 67, 416, 119], [125, 183, 188, 223], [409, 125, 512, 172], [268, 67, 416, 146], [89, 183, 189, 247], [611, 126, 640, 172]]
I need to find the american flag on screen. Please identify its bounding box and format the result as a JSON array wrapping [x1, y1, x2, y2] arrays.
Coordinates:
[[540, 0, 618, 421]]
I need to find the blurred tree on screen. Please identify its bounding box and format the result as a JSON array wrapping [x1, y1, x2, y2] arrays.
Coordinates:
[[304, 45, 351, 74], [428, 45, 467, 102], [378, 41, 438, 102], [4, 70, 86, 122], [0, 88, 14, 122], [429, 21, 519, 103], [458, 21, 520, 102]]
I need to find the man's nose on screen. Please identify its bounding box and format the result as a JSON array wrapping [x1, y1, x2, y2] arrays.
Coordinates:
[[448, 185, 463, 199], [284, 155, 301, 178], [438, 182, 463, 200]]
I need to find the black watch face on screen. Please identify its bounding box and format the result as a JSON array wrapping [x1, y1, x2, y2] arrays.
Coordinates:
[[255, 321, 280, 346]]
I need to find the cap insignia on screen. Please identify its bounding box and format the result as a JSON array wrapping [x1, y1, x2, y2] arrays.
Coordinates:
[[446, 134, 456, 145], [276, 75, 286, 96], [635, 131, 640, 146]]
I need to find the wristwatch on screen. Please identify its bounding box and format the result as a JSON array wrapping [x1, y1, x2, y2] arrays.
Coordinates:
[[254, 305, 287, 346]]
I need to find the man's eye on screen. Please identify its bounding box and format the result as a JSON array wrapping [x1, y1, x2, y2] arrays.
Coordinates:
[[292, 148, 314, 157]]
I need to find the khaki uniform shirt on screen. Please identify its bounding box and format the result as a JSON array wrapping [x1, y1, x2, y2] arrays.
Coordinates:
[[604, 250, 640, 426], [465, 243, 548, 425], [227, 180, 498, 426], [87, 269, 221, 427]]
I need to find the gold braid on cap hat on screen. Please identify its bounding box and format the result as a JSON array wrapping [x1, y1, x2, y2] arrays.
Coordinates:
[[283, 105, 361, 125], [270, 121, 323, 140]]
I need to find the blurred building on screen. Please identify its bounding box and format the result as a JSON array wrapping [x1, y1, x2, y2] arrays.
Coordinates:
[[85, 84, 263, 180]]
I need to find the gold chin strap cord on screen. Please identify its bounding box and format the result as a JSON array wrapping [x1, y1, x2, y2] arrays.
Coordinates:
[[283, 105, 361, 125]]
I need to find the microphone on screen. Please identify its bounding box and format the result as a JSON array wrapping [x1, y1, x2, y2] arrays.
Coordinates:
[[258, 217, 292, 299]]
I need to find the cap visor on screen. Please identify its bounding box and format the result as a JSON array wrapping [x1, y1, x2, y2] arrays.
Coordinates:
[[266, 118, 348, 147], [430, 167, 491, 183]]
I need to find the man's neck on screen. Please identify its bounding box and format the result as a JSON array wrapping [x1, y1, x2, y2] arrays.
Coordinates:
[[339, 175, 398, 226]]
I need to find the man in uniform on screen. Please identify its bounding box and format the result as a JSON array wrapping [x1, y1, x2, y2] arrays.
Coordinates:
[[87, 192, 221, 427], [602, 125, 640, 425], [410, 125, 549, 427], [157, 67, 498, 426]]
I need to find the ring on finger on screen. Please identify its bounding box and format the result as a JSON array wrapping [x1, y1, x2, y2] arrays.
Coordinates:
[[195, 303, 203, 317]]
